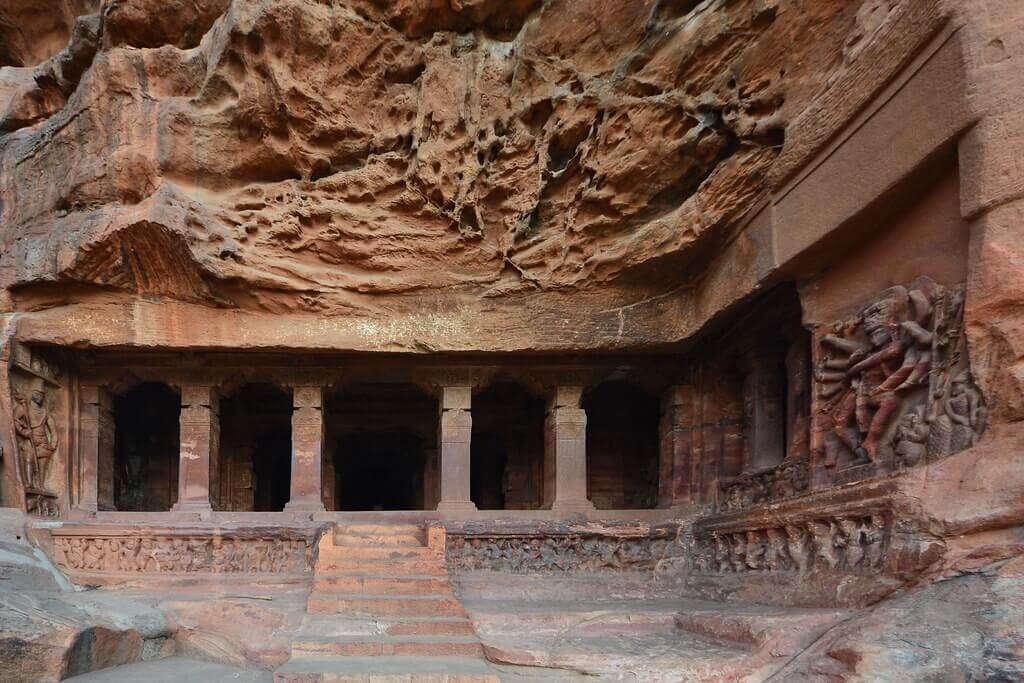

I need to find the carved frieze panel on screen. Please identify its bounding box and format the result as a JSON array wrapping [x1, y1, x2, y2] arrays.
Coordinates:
[[52, 531, 313, 575], [692, 513, 889, 576], [447, 529, 681, 573], [811, 279, 985, 481], [718, 460, 810, 512]]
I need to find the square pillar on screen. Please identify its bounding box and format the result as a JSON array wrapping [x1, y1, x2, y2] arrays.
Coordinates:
[[172, 385, 218, 513], [658, 385, 693, 508], [285, 386, 326, 512], [544, 386, 594, 516], [77, 385, 115, 513], [436, 386, 476, 514]]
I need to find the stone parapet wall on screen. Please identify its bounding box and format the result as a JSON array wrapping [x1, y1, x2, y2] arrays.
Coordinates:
[[686, 477, 945, 608], [43, 523, 320, 584], [445, 521, 684, 574]]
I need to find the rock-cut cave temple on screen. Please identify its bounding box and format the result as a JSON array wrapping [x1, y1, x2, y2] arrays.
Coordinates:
[[0, 0, 1022, 680]]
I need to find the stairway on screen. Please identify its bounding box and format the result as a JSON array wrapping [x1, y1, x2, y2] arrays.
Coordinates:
[[275, 523, 497, 682]]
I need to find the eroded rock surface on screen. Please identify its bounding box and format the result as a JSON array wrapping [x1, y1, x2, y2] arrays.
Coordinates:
[[1, 0, 882, 322]]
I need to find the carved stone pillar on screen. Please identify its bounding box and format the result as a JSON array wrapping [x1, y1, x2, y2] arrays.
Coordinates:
[[172, 385, 218, 513], [78, 385, 115, 512], [658, 385, 693, 508], [285, 386, 326, 512], [741, 346, 787, 472], [436, 386, 476, 514], [544, 386, 594, 515]]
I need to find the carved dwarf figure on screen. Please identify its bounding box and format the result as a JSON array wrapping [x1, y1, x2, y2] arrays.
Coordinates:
[[188, 539, 208, 572], [211, 538, 229, 573], [835, 518, 864, 570], [785, 524, 810, 574], [171, 539, 190, 572], [764, 527, 790, 572], [139, 538, 158, 571], [730, 533, 747, 572], [714, 534, 731, 573], [228, 539, 246, 572], [83, 539, 104, 571], [116, 539, 132, 572], [862, 515, 886, 569], [66, 538, 85, 569], [745, 530, 765, 571], [807, 520, 839, 570], [13, 388, 59, 490]]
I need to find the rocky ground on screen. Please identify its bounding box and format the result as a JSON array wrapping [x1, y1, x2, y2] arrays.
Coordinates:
[[3, 507, 1023, 681]]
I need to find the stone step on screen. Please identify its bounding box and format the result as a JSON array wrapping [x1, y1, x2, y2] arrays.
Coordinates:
[[297, 614, 478, 639], [334, 524, 426, 538], [316, 556, 447, 576], [333, 533, 425, 548], [293, 635, 483, 658], [317, 545, 438, 562], [274, 656, 499, 682], [313, 574, 453, 596], [307, 595, 467, 618]]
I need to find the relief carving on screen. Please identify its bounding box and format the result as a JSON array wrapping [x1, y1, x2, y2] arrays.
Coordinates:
[[813, 280, 985, 476], [719, 460, 810, 511], [9, 349, 64, 517], [54, 535, 312, 575], [695, 514, 889, 576], [447, 533, 679, 573]]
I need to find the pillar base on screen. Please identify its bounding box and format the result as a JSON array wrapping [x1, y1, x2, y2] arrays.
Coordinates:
[[284, 499, 326, 512], [436, 500, 478, 516], [550, 498, 595, 517], [170, 501, 212, 513]]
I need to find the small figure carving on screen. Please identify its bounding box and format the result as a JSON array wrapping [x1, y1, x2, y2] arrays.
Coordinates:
[[764, 528, 790, 572], [66, 538, 85, 569], [785, 524, 811, 574], [807, 520, 839, 570], [188, 539, 208, 572], [862, 515, 886, 569], [714, 534, 731, 573], [894, 405, 930, 468], [211, 538, 229, 573], [730, 533, 747, 573], [836, 518, 864, 569], [745, 530, 765, 571], [83, 539, 104, 571]]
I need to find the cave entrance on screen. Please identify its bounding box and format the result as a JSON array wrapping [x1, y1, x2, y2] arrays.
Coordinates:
[[584, 381, 660, 509], [327, 383, 437, 511], [113, 382, 180, 512], [217, 383, 292, 512], [334, 431, 424, 511], [471, 383, 545, 510]]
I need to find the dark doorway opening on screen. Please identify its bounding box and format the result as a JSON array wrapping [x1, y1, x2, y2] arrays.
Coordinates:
[[113, 382, 180, 511], [584, 381, 660, 509], [471, 383, 545, 510], [335, 431, 424, 510], [217, 383, 292, 512], [327, 383, 437, 511]]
